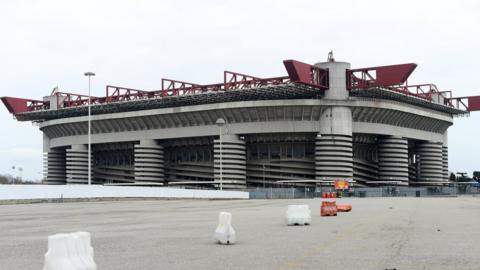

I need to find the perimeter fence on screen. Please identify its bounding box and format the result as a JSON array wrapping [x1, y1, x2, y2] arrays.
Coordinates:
[[248, 184, 480, 199]]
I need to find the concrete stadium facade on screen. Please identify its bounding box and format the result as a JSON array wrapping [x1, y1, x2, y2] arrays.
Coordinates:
[[4, 57, 472, 189]]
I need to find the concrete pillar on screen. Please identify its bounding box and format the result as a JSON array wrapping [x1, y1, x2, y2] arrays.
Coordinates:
[[315, 60, 351, 100], [314, 60, 353, 181], [214, 134, 246, 189], [417, 141, 444, 183], [378, 136, 409, 185], [134, 140, 165, 184], [442, 131, 449, 181], [66, 144, 93, 184], [43, 148, 66, 185]]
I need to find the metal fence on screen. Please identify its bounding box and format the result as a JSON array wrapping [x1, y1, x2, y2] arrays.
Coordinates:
[[248, 185, 480, 199], [248, 187, 316, 199]]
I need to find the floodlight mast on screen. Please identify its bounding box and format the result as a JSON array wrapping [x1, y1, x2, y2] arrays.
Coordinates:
[[216, 118, 226, 190], [84, 72, 95, 185]]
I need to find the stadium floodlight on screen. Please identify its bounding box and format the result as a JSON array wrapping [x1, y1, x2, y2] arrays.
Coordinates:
[[84, 72, 95, 185]]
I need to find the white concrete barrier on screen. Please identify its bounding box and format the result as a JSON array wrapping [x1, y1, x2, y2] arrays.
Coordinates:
[[285, 204, 311, 226], [43, 232, 96, 270], [0, 185, 248, 201], [214, 212, 236, 244]]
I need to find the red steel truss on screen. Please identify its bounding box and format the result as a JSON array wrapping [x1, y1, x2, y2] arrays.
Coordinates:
[[1, 97, 45, 114], [53, 92, 100, 108], [159, 79, 223, 97], [447, 95, 480, 111], [2, 59, 479, 119], [105, 86, 150, 102], [1, 59, 326, 116], [394, 84, 454, 107], [283, 60, 329, 88], [224, 71, 290, 90], [347, 63, 417, 89], [346, 63, 480, 110]]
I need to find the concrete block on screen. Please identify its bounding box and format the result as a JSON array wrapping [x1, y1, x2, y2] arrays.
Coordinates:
[[286, 204, 311, 226], [214, 212, 236, 244], [43, 231, 96, 270]]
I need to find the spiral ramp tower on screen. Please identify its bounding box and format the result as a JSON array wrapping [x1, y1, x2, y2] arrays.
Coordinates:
[[315, 60, 354, 182], [66, 144, 95, 184], [43, 148, 66, 184], [214, 134, 246, 189], [417, 141, 444, 183], [441, 131, 449, 181], [315, 134, 353, 180], [377, 136, 409, 185], [442, 145, 449, 181], [134, 140, 165, 184]]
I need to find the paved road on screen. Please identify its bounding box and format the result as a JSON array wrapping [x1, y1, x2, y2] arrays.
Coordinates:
[[1, 197, 479, 269]]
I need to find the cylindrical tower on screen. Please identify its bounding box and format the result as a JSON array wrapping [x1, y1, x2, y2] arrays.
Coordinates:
[[315, 60, 353, 181], [377, 136, 409, 185], [442, 146, 449, 181], [442, 131, 449, 181], [43, 147, 66, 185], [134, 140, 165, 184], [315, 133, 353, 180], [214, 134, 246, 189], [66, 144, 93, 184], [417, 141, 444, 183]]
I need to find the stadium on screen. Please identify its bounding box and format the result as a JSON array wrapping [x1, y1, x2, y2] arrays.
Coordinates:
[[2, 53, 480, 189]]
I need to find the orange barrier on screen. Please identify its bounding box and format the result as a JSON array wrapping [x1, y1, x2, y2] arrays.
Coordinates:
[[320, 201, 337, 216], [322, 192, 337, 199], [337, 204, 352, 212]]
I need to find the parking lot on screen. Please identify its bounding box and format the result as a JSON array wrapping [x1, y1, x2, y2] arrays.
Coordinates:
[[1, 197, 479, 269]]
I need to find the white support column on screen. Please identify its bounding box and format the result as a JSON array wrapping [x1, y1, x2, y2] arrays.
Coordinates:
[[134, 140, 165, 184], [214, 134, 246, 189]]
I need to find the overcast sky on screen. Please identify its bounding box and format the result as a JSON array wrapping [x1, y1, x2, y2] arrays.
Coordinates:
[[0, 0, 479, 181]]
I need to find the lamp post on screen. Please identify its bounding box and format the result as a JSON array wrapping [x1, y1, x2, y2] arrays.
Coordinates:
[[11, 165, 15, 184], [84, 72, 95, 185], [215, 118, 226, 190]]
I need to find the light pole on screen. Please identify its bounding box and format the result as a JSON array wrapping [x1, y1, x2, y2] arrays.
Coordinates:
[[215, 118, 226, 190], [84, 72, 95, 185]]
